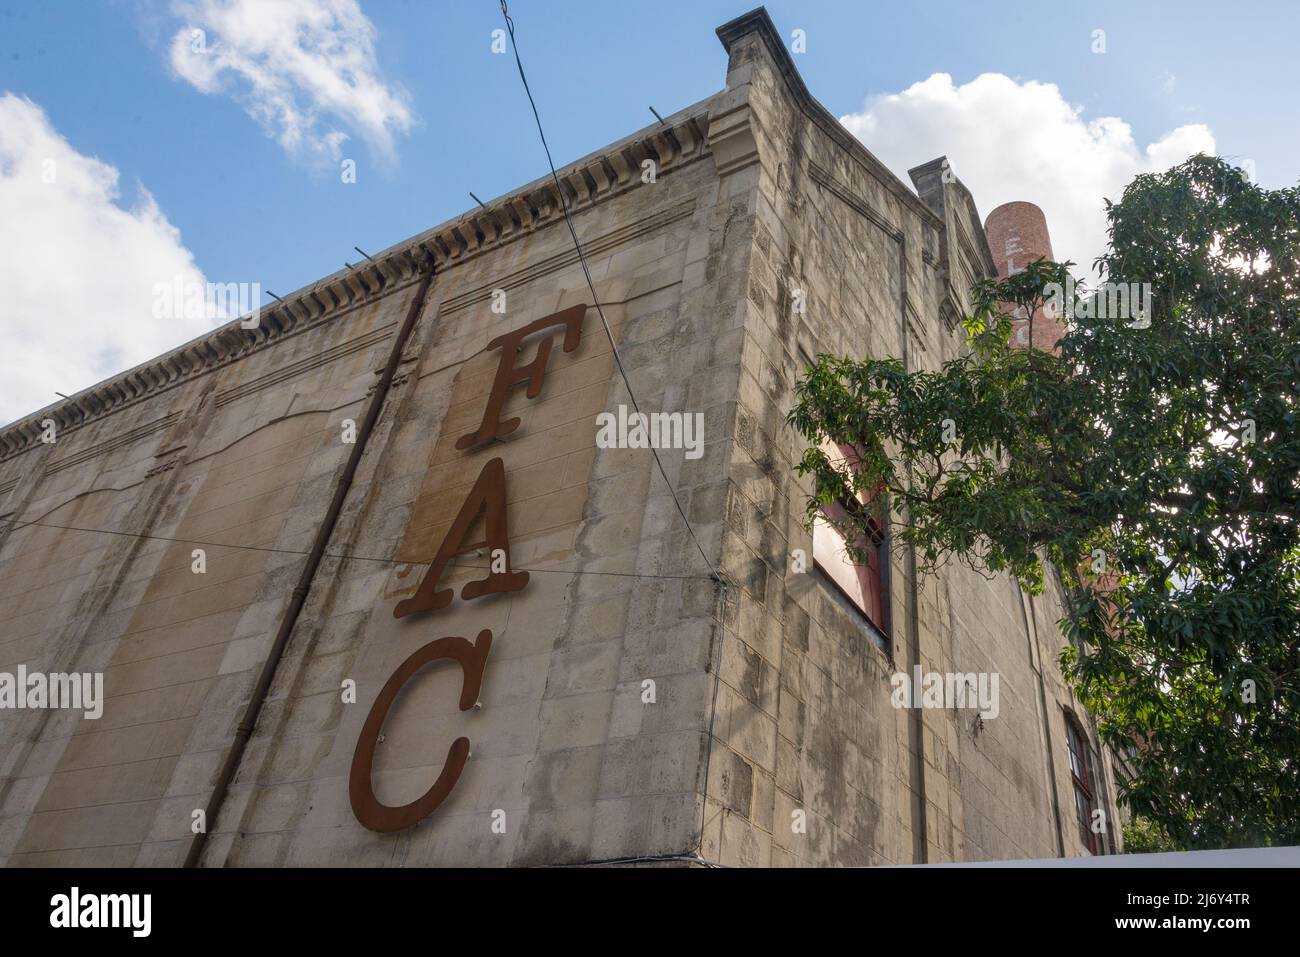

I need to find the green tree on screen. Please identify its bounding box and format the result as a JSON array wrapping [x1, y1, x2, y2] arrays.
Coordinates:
[[789, 155, 1299, 849], [1123, 815, 1181, 854]]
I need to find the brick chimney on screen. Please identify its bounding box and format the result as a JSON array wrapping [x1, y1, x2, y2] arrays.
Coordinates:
[[984, 201, 1065, 352]]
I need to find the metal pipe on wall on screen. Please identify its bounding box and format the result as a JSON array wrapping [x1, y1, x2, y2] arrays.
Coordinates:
[[183, 251, 436, 868]]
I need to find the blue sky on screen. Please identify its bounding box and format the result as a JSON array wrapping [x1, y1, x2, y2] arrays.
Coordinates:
[[1, 0, 1296, 423]]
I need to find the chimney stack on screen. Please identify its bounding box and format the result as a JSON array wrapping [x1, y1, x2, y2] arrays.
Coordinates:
[[984, 201, 1064, 352]]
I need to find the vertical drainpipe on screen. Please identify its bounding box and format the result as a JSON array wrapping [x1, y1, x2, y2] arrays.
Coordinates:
[[1060, 577, 1116, 854], [183, 250, 437, 868], [1019, 584, 1066, 857], [1091, 720, 1118, 854], [896, 234, 928, 865]]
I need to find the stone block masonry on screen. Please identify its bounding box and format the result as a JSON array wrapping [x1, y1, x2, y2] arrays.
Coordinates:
[[0, 6, 1118, 866]]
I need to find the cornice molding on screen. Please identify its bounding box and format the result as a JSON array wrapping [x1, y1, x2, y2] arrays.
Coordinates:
[[0, 258, 426, 465], [0, 107, 713, 464], [391, 110, 709, 275], [437, 198, 699, 318]]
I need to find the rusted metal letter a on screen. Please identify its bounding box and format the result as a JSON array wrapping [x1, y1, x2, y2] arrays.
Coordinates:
[[393, 457, 528, 618]]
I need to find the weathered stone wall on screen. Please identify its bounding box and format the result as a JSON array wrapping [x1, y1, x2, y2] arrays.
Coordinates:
[[0, 264, 417, 864], [0, 8, 1119, 868], [207, 111, 749, 867], [0, 95, 747, 866], [697, 11, 1123, 865]]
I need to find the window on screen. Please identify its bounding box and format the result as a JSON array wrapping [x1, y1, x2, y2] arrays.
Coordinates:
[[811, 441, 889, 647], [1065, 715, 1101, 854]]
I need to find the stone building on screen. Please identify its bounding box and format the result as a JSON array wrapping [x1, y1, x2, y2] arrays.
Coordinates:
[[0, 7, 1121, 867]]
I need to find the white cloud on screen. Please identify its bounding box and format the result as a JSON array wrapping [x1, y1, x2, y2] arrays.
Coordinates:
[[0, 94, 217, 427], [167, 0, 413, 165], [840, 73, 1216, 276]]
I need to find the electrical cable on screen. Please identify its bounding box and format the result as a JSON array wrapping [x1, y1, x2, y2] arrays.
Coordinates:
[[497, 0, 732, 859], [0, 516, 715, 583], [497, 0, 719, 584]]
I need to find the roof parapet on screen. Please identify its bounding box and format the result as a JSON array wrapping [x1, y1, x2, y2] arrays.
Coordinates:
[[0, 106, 713, 460], [715, 6, 944, 231]]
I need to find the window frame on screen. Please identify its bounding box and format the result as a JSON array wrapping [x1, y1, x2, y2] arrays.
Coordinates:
[[1064, 715, 1101, 854], [810, 440, 890, 648]]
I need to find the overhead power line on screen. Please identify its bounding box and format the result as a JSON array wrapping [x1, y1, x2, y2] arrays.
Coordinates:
[[0, 516, 713, 583], [496, 0, 732, 861], [496, 0, 720, 585]]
